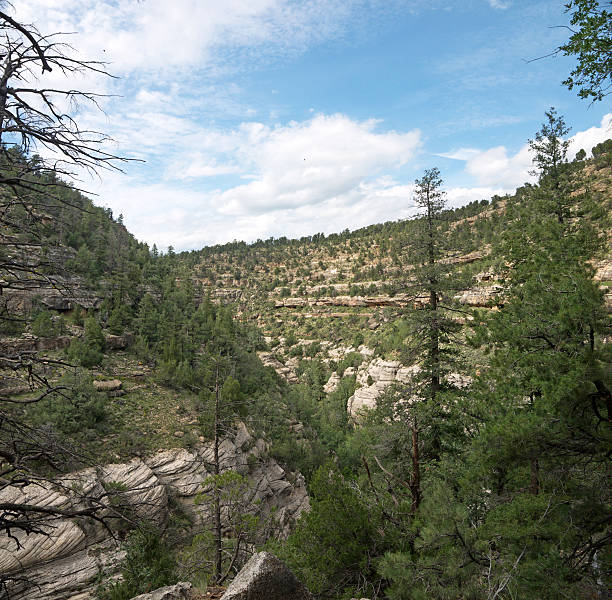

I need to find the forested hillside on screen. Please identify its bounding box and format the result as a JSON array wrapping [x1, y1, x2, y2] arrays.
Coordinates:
[[0, 3, 610, 600], [1, 124, 610, 599]]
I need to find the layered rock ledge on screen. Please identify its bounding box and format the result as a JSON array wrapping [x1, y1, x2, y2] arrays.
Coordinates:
[[0, 425, 308, 600]]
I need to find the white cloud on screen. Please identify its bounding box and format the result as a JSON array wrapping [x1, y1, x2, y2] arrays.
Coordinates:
[[465, 144, 534, 188], [445, 186, 507, 207], [487, 0, 511, 9], [209, 114, 421, 215], [94, 175, 418, 250], [436, 147, 481, 161], [456, 113, 612, 189], [568, 113, 612, 158], [14, 0, 364, 75]]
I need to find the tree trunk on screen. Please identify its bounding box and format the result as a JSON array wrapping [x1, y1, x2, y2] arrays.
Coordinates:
[[213, 363, 222, 584], [427, 191, 441, 458], [410, 416, 421, 513], [530, 458, 540, 495]]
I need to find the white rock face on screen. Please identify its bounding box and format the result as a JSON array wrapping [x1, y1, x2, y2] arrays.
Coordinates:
[[0, 425, 309, 600], [257, 351, 299, 383], [327, 345, 356, 359], [347, 359, 417, 418], [453, 285, 503, 307], [323, 372, 341, 394], [347, 359, 471, 419]]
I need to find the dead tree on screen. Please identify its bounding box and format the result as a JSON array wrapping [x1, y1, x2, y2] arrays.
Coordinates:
[[0, 7, 132, 594]]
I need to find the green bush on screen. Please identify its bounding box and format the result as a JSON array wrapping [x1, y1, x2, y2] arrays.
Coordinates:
[[66, 316, 105, 366], [32, 310, 55, 337], [28, 374, 107, 435], [336, 352, 362, 377], [99, 527, 177, 600], [66, 338, 103, 367]]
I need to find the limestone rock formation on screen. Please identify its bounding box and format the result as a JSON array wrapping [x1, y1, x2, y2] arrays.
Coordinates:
[[220, 552, 312, 600], [130, 582, 193, 600], [347, 359, 472, 418], [0, 426, 309, 600], [324, 371, 341, 394], [454, 285, 503, 307], [347, 359, 420, 418], [257, 351, 299, 383], [594, 258, 612, 282], [274, 294, 412, 309], [0, 334, 71, 355]]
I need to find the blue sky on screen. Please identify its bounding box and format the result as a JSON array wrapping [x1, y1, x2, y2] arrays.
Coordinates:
[[19, 0, 612, 250]]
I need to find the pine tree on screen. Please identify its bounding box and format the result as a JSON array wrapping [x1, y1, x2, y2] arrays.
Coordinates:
[[379, 112, 611, 600], [401, 168, 464, 506]]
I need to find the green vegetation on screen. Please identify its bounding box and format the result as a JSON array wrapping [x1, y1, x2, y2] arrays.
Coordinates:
[[100, 527, 177, 600], [0, 10, 610, 595], [2, 132, 609, 599]]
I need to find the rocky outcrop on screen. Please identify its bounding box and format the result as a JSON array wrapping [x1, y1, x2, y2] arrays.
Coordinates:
[[347, 360, 420, 418], [594, 258, 612, 282], [220, 552, 311, 600], [454, 285, 503, 307], [275, 294, 413, 309], [0, 332, 133, 357], [0, 426, 309, 600], [3, 273, 103, 314], [442, 248, 487, 264], [323, 371, 341, 394], [0, 334, 71, 354], [347, 360, 472, 419], [130, 582, 193, 600], [257, 351, 299, 383]]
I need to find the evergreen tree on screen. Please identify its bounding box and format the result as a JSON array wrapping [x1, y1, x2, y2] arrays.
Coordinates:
[[379, 111, 611, 599], [401, 168, 464, 507]]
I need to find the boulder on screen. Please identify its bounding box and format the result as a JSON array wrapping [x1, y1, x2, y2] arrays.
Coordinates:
[[130, 582, 192, 600], [220, 552, 311, 600], [94, 379, 122, 392]]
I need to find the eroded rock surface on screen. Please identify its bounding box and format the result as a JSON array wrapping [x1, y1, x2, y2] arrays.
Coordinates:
[[347, 359, 472, 419], [347, 359, 420, 418], [274, 294, 412, 309], [257, 351, 299, 383], [0, 426, 308, 600], [454, 285, 503, 307], [220, 552, 311, 600], [130, 582, 193, 600]]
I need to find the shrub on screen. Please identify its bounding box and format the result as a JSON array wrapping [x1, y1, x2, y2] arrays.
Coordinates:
[[32, 310, 55, 337], [28, 374, 107, 435], [99, 527, 177, 600]]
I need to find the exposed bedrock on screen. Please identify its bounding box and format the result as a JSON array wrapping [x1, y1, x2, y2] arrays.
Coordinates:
[[0, 424, 308, 600]]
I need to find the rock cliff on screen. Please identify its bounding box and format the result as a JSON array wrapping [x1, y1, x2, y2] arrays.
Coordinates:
[[346, 359, 472, 419]]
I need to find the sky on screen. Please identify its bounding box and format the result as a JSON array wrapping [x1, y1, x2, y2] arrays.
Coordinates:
[[14, 0, 612, 251]]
